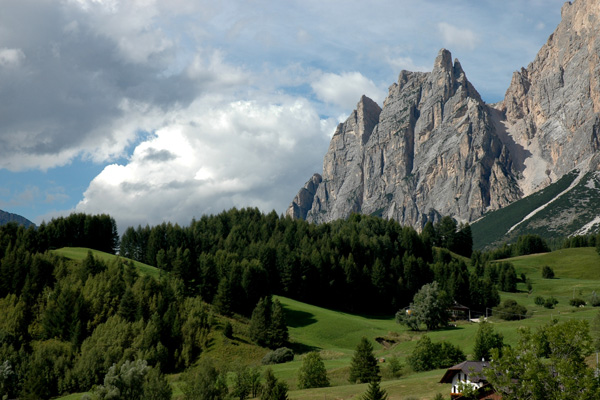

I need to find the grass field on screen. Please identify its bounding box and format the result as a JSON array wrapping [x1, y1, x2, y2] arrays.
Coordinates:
[[56, 246, 600, 400], [52, 247, 160, 278]]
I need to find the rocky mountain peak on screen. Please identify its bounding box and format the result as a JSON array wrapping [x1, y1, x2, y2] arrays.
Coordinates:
[[356, 95, 382, 145], [288, 0, 600, 234]]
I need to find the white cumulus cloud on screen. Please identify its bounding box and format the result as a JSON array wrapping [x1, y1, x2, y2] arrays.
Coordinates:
[[311, 71, 386, 110], [75, 96, 336, 229]]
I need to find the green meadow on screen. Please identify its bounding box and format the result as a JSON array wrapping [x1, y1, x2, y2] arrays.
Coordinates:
[[52, 247, 161, 278], [56, 246, 600, 400]]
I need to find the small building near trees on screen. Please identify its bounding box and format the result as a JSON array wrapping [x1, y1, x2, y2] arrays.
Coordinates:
[[439, 361, 501, 399]]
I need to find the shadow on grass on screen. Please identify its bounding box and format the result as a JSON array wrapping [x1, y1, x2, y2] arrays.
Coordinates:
[[282, 306, 317, 328], [435, 324, 464, 332], [287, 340, 319, 355]]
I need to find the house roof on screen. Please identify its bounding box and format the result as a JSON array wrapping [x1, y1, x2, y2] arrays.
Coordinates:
[[439, 361, 490, 384]]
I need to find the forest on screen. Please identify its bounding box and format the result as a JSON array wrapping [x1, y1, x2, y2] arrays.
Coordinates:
[[1, 209, 598, 399]]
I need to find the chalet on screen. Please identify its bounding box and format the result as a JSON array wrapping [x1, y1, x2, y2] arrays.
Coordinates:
[[439, 361, 500, 399], [449, 301, 470, 320]]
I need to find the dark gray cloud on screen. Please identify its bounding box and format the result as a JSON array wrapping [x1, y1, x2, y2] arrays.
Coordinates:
[[142, 148, 177, 163]]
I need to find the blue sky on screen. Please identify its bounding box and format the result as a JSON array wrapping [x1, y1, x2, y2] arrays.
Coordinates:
[[0, 0, 567, 231]]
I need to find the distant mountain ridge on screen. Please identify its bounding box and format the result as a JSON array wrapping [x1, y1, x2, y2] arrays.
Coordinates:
[[0, 210, 36, 228], [288, 0, 600, 241]]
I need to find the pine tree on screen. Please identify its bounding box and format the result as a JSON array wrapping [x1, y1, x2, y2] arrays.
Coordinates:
[[118, 288, 138, 322], [249, 297, 272, 347], [361, 378, 388, 400], [214, 277, 233, 316], [349, 337, 379, 383], [269, 299, 288, 348], [262, 368, 288, 400]]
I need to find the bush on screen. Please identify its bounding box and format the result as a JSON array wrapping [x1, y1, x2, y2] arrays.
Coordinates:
[[493, 299, 528, 320], [542, 266, 555, 279], [297, 352, 329, 389], [534, 296, 545, 306], [544, 297, 559, 309], [262, 347, 294, 365], [407, 335, 465, 372], [384, 356, 403, 378], [569, 298, 586, 307]]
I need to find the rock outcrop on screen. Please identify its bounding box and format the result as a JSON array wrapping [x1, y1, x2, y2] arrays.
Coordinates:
[[499, 0, 600, 196], [288, 0, 600, 230]]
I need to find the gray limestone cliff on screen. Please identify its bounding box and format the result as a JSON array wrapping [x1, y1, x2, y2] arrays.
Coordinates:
[[288, 0, 600, 229], [498, 0, 600, 196]]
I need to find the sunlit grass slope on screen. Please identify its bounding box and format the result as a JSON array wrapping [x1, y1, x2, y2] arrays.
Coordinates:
[[52, 247, 160, 278], [57, 247, 600, 400]]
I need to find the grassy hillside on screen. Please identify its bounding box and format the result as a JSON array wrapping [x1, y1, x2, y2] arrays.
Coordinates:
[[52, 247, 160, 278], [57, 247, 600, 400]]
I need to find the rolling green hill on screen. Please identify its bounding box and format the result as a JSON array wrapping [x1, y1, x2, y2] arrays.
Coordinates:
[[52, 247, 160, 278], [56, 247, 600, 400]]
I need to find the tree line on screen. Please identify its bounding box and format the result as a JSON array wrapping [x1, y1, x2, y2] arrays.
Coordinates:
[[117, 209, 483, 315]]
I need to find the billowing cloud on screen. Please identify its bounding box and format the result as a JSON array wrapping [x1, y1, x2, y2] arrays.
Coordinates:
[[311, 72, 386, 110], [75, 96, 336, 228], [438, 22, 481, 51], [0, 0, 570, 229]]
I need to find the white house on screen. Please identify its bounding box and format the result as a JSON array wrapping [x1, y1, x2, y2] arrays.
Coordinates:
[[439, 361, 499, 399]]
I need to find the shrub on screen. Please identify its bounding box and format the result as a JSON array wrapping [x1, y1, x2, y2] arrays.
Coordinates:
[[534, 296, 545, 306], [297, 352, 329, 389], [385, 356, 403, 378], [407, 335, 465, 372], [542, 266, 555, 279], [493, 299, 528, 320], [262, 347, 294, 365], [544, 297, 559, 309], [569, 298, 586, 307]]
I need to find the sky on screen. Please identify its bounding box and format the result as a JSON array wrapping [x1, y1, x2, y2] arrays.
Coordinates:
[[0, 0, 567, 232]]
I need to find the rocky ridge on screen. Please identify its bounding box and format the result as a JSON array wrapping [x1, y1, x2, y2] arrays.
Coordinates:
[[288, 0, 600, 231]]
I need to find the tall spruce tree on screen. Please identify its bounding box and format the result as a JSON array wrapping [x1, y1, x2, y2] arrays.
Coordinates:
[[249, 297, 272, 347], [269, 299, 288, 348], [349, 337, 379, 383], [361, 378, 388, 400]]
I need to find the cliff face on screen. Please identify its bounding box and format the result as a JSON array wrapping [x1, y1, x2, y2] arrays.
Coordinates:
[[288, 0, 600, 229], [499, 0, 600, 196]]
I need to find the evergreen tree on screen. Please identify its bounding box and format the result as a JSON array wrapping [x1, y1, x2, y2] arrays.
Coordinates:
[[269, 299, 289, 348], [249, 297, 272, 347], [361, 377, 388, 400], [262, 368, 288, 400], [349, 337, 379, 383], [213, 277, 233, 316], [297, 352, 329, 389], [118, 288, 138, 322]]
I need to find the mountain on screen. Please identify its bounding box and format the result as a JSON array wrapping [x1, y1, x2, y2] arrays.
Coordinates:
[[0, 209, 36, 228], [288, 0, 600, 240]]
